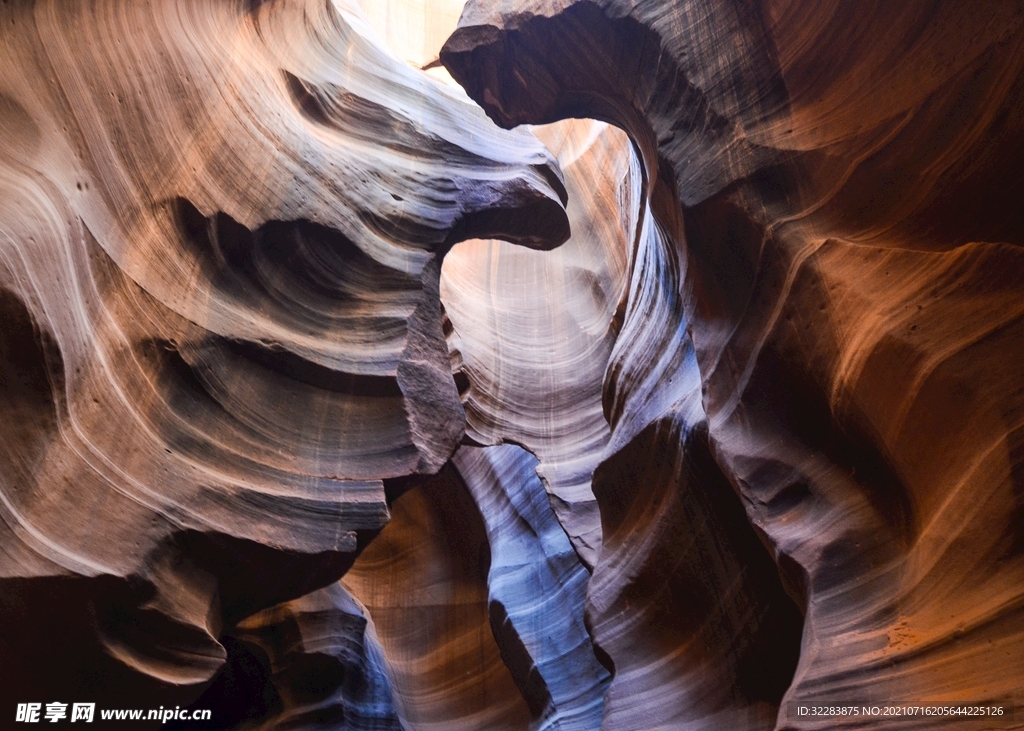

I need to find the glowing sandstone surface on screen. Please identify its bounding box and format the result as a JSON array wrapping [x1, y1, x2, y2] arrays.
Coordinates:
[[1, 1, 1022, 730]]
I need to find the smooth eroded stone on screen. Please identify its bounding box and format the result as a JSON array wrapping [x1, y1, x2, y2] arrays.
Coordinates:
[[0, 0, 568, 706], [453, 444, 611, 731], [443, 1, 1024, 728], [441, 119, 634, 569], [344, 464, 534, 731]]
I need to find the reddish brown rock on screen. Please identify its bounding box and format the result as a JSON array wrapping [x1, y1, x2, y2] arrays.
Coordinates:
[[0, 0, 567, 711], [452, 444, 610, 731], [4, 0, 1024, 729], [443, 1, 1024, 728], [343, 464, 534, 731], [190, 582, 404, 731]]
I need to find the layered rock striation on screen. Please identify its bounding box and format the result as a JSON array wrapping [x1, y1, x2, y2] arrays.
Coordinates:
[[343, 445, 609, 731], [2, 0, 1023, 730], [440, 106, 803, 731], [0, 0, 567, 710], [442, 0, 1024, 728], [441, 118, 634, 569]]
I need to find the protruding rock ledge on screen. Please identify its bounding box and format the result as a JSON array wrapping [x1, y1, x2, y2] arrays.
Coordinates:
[[443, 1, 1024, 728]]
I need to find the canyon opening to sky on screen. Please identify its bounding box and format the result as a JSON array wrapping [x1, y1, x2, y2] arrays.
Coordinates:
[[0, 1, 1022, 729]]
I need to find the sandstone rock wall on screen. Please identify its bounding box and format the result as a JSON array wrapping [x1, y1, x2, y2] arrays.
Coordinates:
[[442, 1, 1024, 728], [0, 0, 567, 710], [2, 0, 1022, 729]]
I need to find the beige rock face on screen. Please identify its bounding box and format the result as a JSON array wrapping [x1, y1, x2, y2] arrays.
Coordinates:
[[440, 113, 804, 731], [441, 118, 633, 569], [0, 0, 567, 709]]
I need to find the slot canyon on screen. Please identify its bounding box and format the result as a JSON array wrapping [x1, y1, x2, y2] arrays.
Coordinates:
[[0, 0, 1022, 729]]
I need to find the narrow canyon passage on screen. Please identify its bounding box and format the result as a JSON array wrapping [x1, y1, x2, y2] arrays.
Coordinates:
[[1, 1, 1022, 730]]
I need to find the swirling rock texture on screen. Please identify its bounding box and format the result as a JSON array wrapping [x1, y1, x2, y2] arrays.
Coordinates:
[[340, 443, 608, 731], [0, 0, 568, 714], [343, 462, 536, 731], [5, 0, 1024, 729], [451, 444, 610, 731], [441, 117, 634, 569], [441, 0, 1024, 729], [184, 582, 403, 731], [440, 90, 804, 731]]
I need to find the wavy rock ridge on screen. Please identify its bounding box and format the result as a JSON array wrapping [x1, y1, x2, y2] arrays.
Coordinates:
[[0, 0, 567, 710], [2, 0, 1024, 730], [442, 0, 1024, 728]]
